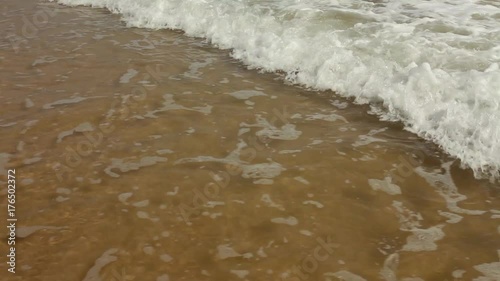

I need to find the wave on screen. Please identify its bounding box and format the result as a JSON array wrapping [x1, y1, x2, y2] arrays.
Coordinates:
[[51, 0, 500, 180]]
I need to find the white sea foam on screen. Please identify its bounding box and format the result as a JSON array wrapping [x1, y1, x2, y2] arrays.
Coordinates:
[[52, 0, 500, 179]]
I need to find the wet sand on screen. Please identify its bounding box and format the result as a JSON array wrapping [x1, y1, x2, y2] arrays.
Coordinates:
[[1, 1, 499, 281]]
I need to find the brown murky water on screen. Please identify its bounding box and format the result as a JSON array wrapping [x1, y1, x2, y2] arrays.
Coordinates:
[[1, 1, 499, 281]]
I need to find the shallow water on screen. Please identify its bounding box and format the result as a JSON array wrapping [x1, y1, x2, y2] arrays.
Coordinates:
[[0, 1, 499, 281], [50, 0, 500, 179]]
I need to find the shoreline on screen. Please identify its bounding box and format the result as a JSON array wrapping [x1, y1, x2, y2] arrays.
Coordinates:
[[48, 0, 500, 180], [1, 1, 499, 280]]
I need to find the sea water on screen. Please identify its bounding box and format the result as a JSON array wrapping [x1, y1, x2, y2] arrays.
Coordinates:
[[52, 0, 500, 179]]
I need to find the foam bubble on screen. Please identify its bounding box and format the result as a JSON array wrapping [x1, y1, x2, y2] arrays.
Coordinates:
[[53, 0, 500, 178], [216, 244, 241, 260], [228, 90, 267, 100], [271, 216, 298, 226], [368, 177, 402, 195], [230, 270, 250, 279], [402, 226, 445, 252], [325, 271, 367, 281], [119, 68, 138, 83]]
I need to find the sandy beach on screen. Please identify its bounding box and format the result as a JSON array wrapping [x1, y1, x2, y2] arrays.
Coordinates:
[[1, 1, 499, 280]]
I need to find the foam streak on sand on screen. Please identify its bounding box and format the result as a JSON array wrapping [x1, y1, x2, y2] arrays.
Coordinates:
[[52, 0, 500, 179]]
